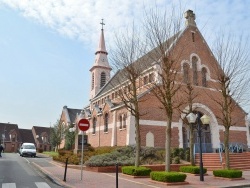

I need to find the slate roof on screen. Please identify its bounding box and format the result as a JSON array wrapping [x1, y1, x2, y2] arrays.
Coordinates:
[[93, 29, 183, 100], [33, 126, 51, 143], [0, 122, 22, 142], [67, 108, 82, 122], [19, 129, 35, 144]]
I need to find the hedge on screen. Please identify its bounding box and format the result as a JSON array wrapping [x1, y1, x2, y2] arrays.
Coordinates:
[[122, 166, 152, 176], [180, 166, 207, 174], [213, 169, 242, 178], [150, 171, 187, 182]]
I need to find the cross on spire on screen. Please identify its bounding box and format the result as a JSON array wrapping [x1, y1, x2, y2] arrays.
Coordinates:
[[100, 19, 105, 30]]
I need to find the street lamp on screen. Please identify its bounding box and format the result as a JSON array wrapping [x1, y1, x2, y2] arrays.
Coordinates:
[[186, 112, 210, 181]]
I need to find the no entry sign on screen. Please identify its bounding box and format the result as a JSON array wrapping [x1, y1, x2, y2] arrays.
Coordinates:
[[77, 118, 90, 131]]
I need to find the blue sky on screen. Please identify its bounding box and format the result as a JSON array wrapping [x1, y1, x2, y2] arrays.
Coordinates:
[[0, 0, 249, 129]]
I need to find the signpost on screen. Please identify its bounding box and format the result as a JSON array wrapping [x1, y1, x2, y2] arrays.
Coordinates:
[[77, 118, 90, 180]]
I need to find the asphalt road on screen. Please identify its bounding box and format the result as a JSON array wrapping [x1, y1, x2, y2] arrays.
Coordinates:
[[0, 152, 62, 188]]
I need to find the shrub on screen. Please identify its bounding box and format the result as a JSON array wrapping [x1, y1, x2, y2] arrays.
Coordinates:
[[150, 171, 187, 182], [122, 166, 151, 176], [37, 148, 43, 153], [85, 152, 134, 167], [213, 169, 242, 178], [171, 148, 179, 158], [180, 166, 207, 174], [179, 148, 185, 160], [173, 156, 180, 164]]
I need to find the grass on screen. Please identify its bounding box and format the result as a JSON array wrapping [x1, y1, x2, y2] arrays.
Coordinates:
[[43, 151, 59, 157]]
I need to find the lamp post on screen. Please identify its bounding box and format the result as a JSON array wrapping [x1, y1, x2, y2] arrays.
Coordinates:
[[187, 112, 210, 181]]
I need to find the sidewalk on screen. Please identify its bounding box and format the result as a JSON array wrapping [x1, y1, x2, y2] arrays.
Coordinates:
[[32, 159, 250, 188]]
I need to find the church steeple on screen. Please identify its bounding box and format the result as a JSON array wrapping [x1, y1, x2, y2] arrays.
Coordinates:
[[90, 19, 111, 99], [95, 19, 108, 55]]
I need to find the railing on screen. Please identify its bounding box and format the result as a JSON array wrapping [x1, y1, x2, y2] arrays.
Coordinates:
[[218, 142, 248, 163]]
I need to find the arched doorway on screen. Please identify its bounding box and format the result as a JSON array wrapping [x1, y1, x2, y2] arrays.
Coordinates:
[[183, 112, 212, 153]]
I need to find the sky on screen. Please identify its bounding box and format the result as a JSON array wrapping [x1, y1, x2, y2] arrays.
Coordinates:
[[0, 0, 249, 129]]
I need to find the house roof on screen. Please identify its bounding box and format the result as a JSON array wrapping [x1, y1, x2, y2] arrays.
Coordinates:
[[19, 129, 35, 144], [33, 126, 51, 143], [67, 108, 82, 123], [0, 122, 22, 142]]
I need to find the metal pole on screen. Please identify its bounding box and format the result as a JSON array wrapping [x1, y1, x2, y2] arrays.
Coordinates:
[[198, 112, 204, 181], [63, 158, 69, 182], [80, 132, 84, 180], [116, 163, 118, 188]]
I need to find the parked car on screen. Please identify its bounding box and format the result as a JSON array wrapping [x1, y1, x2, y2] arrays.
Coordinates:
[[19, 143, 36, 157]]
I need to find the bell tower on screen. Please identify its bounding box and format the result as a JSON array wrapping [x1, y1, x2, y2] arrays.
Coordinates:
[[90, 19, 111, 99]]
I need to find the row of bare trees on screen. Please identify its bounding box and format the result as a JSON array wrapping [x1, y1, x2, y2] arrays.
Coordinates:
[[110, 5, 250, 171]]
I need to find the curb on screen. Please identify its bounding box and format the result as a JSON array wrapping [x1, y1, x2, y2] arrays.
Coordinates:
[[31, 162, 72, 188]]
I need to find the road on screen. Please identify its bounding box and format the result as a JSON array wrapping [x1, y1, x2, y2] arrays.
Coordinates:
[[0, 152, 62, 188]]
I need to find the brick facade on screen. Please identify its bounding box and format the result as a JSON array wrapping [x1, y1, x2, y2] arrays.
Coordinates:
[[73, 10, 250, 153]]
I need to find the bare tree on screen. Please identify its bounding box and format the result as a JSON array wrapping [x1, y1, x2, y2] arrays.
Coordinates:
[[142, 6, 185, 171], [210, 33, 250, 169], [180, 83, 199, 166], [110, 25, 148, 167]]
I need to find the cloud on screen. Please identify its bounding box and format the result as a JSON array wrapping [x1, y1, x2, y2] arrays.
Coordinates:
[[0, 0, 249, 51]]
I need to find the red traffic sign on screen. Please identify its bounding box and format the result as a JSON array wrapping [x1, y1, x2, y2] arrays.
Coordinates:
[[77, 118, 90, 131]]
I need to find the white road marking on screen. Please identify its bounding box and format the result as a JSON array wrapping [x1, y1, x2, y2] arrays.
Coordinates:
[[35, 182, 51, 188], [2, 183, 16, 188]]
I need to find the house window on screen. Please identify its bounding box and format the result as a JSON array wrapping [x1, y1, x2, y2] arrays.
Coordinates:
[[119, 115, 122, 129], [192, 57, 198, 85], [100, 72, 106, 88], [143, 76, 149, 85], [149, 73, 154, 83], [202, 67, 207, 87], [11, 134, 16, 142], [183, 63, 190, 84], [123, 115, 127, 129], [92, 73, 94, 90], [104, 113, 108, 132], [93, 117, 96, 134]]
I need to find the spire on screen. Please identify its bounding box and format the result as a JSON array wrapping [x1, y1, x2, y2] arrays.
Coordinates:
[[95, 19, 108, 55], [184, 10, 196, 27]]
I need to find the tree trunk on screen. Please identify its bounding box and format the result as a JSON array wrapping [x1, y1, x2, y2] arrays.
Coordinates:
[[190, 126, 195, 166], [135, 116, 141, 167], [165, 119, 172, 171], [224, 127, 230, 169]]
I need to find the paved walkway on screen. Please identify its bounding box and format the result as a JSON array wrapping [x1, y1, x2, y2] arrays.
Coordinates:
[[32, 159, 250, 188]]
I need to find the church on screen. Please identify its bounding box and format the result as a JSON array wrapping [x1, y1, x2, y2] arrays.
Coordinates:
[[60, 10, 250, 153]]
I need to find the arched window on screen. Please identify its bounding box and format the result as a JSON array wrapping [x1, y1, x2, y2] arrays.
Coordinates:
[[192, 57, 198, 85], [100, 72, 106, 88], [183, 63, 190, 84], [104, 113, 108, 132], [119, 115, 122, 129], [92, 73, 94, 90], [201, 67, 207, 87], [92, 117, 96, 134]]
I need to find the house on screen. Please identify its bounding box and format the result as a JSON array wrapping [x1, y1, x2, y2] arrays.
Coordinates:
[[19, 129, 35, 144], [71, 10, 249, 153], [0, 123, 52, 152], [58, 106, 82, 150], [0, 123, 22, 152], [32, 126, 51, 151]]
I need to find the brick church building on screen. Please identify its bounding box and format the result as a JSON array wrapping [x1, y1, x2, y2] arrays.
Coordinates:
[[70, 10, 250, 153]]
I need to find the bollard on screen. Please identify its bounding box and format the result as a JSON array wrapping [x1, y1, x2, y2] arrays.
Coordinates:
[[63, 157, 69, 182], [116, 163, 118, 188]]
